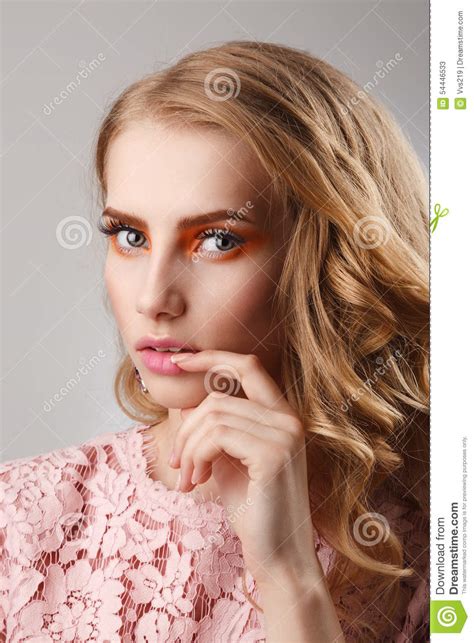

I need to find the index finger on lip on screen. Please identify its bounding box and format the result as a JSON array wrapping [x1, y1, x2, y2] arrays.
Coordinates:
[[172, 349, 290, 413]]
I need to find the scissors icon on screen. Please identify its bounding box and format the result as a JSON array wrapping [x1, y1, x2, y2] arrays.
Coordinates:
[[430, 203, 449, 233]]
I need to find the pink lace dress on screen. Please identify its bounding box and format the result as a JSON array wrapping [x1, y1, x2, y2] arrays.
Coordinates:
[[0, 424, 429, 642]]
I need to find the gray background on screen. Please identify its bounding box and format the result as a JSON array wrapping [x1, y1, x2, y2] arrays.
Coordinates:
[[1, 0, 429, 461]]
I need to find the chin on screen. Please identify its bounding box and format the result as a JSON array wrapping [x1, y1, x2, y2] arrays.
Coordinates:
[[147, 380, 209, 410]]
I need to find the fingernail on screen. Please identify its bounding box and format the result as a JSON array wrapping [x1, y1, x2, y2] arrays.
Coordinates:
[[170, 352, 195, 363], [168, 450, 178, 466], [174, 472, 181, 491], [191, 470, 198, 485]]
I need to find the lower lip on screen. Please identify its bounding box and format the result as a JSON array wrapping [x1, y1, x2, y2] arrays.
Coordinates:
[[138, 348, 195, 375]]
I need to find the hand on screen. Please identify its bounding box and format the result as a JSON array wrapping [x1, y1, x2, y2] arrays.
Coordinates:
[[168, 349, 322, 587]]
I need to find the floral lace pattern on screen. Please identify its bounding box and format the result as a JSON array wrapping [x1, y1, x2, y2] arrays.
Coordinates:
[[0, 425, 428, 641]]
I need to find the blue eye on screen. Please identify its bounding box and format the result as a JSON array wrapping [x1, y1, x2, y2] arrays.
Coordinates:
[[116, 229, 147, 249], [97, 218, 246, 259], [196, 228, 245, 256], [97, 218, 148, 255]]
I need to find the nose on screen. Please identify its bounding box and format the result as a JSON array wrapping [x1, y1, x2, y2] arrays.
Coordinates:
[[136, 248, 187, 319]]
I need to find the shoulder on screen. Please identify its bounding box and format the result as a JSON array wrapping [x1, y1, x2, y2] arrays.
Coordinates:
[[0, 425, 142, 478], [0, 425, 152, 638], [0, 426, 142, 561], [0, 427, 125, 487]]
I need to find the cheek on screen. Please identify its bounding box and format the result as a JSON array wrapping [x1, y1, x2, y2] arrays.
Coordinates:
[[201, 265, 280, 341], [230, 276, 276, 333], [104, 258, 136, 331]]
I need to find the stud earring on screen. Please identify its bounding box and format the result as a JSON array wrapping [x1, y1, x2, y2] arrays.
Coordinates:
[[134, 367, 148, 394]]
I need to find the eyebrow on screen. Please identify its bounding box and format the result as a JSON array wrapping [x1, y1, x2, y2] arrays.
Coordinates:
[[100, 206, 257, 231]]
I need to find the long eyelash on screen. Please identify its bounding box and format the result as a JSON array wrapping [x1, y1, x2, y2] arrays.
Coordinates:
[[97, 218, 245, 255], [97, 217, 146, 256], [97, 217, 132, 236], [196, 227, 244, 245]]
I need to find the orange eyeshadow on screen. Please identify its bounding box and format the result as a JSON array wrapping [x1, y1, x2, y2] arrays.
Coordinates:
[[179, 225, 267, 260], [110, 234, 151, 257], [108, 222, 268, 260]]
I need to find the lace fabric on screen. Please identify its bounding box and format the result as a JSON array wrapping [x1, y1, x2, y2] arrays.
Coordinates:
[[0, 424, 428, 641]]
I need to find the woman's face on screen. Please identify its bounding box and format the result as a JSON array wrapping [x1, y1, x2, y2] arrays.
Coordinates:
[[103, 120, 291, 408]]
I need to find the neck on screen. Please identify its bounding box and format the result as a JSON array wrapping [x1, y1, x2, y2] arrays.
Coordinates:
[[146, 407, 222, 502]]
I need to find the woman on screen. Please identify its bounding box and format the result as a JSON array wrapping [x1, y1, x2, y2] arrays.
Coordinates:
[[0, 41, 429, 641]]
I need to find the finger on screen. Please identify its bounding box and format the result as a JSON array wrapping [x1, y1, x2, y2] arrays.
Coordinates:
[[172, 394, 300, 466], [180, 407, 196, 419], [171, 349, 292, 413], [180, 414, 298, 492], [181, 411, 293, 472], [190, 459, 213, 486], [178, 424, 271, 492]]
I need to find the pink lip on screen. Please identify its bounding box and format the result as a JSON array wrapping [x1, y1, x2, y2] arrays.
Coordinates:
[[135, 335, 198, 352], [138, 348, 189, 375], [135, 335, 199, 375]]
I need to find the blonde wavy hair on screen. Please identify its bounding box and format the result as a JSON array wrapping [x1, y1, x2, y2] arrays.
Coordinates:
[[94, 41, 429, 640]]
